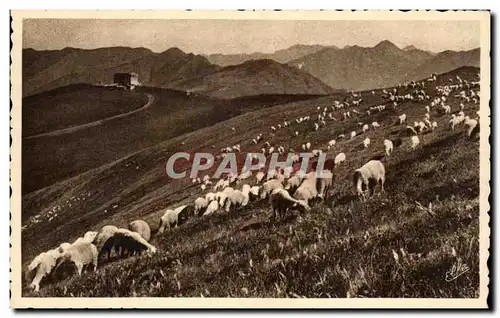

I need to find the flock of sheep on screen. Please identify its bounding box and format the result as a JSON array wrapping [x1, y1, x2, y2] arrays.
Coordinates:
[[25, 71, 481, 293]]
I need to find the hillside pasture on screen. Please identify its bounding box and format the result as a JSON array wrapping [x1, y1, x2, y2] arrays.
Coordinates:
[[21, 67, 482, 298]]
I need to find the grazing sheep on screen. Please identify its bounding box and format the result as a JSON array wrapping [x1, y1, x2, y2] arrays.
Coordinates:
[[27, 248, 62, 292], [260, 179, 284, 200], [95, 225, 119, 260], [334, 153, 346, 165], [269, 188, 311, 220], [128, 220, 151, 241], [372, 122, 380, 129], [293, 171, 322, 204], [101, 229, 157, 258], [411, 136, 420, 149], [383, 139, 393, 156], [204, 200, 219, 216], [464, 117, 479, 138], [398, 114, 407, 125], [224, 189, 248, 212], [431, 121, 438, 130], [158, 205, 194, 233], [284, 175, 304, 194], [363, 137, 370, 148], [350, 131, 356, 139], [255, 171, 265, 183], [417, 121, 427, 133], [353, 160, 385, 199], [54, 241, 98, 277], [194, 197, 209, 216], [213, 179, 224, 191], [306, 142, 311, 150], [362, 124, 369, 133], [205, 192, 216, 202], [327, 139, 336, 149]]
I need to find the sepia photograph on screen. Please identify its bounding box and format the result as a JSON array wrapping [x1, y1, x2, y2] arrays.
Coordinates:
[[10, 10, 490, 308]]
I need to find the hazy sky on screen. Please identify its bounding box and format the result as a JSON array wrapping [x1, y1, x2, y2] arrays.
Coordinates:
[[23, 19, 480, 54]]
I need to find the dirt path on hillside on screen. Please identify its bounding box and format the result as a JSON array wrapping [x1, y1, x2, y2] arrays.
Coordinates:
[[23, 93, 156, 140]]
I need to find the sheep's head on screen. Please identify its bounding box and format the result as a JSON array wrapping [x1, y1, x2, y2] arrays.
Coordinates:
[[83, 231, 99, 243]]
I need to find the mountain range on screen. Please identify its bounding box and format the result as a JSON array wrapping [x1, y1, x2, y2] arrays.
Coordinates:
[[204, 44, 335, 67], [287, 40, 479, 90], [23, 40, 480, 97]]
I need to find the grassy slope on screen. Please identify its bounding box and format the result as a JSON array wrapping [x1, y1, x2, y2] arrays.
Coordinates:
[[22, 83, 325, 195], [22, 66, 481, 297], [22, 84, 149, 137]]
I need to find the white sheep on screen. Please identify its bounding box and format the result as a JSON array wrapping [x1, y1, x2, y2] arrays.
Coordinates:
[[203, 200, 219, 216], [306, 142, 311, 150], [363, 137, 370, 148], [224, 189, 248, 212], [54, 241, 98, 277], [350, 131, 356, 139], [327, 139, 336, 149], [99, 228, 157, 258], [293, 171, 327, 204], [128, 220, 151, 241], [417, 121, 427, 133], [260, 179, 284, 200], [362, 124, 369, 133], [255, 171, 266, 183], [158, 205, 193, 233], [27, 248, 62, 292], [215, 188, 231, 208], [213, 179, 224, 191], [411, 135, 420, 149], [353, 160, 385, 199], [95, 225, 119, 260], [194, 197, 209, 216], [372, 122, 380, 129], [205, 192, 216, 202], [431, 121, 438, 130], [398, 114, 407, 125], [334, 152, 346, 165], [383, 139, 393, 156], [284, 175, 304, 194], [449, 114, 464, 130], [464, 117, 479, 138], [269, 188, 311, 220]]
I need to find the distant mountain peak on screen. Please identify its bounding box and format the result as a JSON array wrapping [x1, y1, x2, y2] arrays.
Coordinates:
[[374, 40, 400, 51], [403, 45, 419, 51]]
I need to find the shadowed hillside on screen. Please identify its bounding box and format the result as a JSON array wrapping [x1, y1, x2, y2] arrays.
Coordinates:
[[22, 66, 482, 298], [173, 59, 338, 98]]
